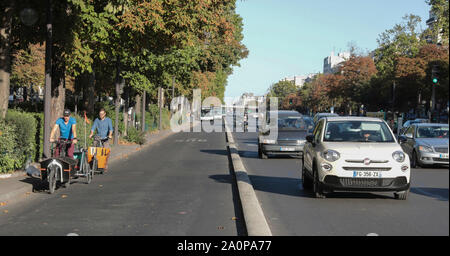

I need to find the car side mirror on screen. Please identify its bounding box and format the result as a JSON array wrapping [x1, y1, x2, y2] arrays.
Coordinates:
[[306, 135, 314, 143], [398, 136, 407, 144]]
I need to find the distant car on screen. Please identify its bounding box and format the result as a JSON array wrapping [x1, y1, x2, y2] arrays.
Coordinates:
[[258, 110, 308, 159], [398, 123, 449, 168], [399, 118, 428, 135], [200, 108, 214, 123], [302, 116, 410, 200], [313, 112, 338, 124]]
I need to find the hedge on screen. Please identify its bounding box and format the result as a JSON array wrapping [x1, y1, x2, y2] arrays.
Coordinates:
[[0, 120, 21, 173]]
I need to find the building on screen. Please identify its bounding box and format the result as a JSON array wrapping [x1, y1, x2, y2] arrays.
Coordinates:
[[426, 10, 443, 44], [283, 73, 316, 88], [323, 51, 350, 74]]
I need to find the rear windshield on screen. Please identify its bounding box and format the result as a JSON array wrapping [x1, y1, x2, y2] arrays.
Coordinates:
[[277, 117, 306, 130], [324, 121, 395, 142]]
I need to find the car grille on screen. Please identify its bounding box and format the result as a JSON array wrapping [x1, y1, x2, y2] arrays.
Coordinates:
[[434, 147, 449, 153], [339, 178, 395, 187], [432, 158, 449, 162], [342, 167, 392, 171], [276, 140, 299, 146]]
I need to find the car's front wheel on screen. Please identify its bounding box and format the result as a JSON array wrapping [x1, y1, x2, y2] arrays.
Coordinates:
[[313, 168, 325, 199], [411, 150, 423, 168], [394, 188, 409, 200], [258, 145, 268, 159], [301, 159, 313, 190]]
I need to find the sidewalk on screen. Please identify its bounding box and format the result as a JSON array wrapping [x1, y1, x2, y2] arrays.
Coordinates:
[[0, 128, 176, 206]]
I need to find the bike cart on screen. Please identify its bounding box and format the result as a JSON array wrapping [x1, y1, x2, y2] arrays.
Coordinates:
[[39, 138, 92, 194], [87, 136, 110, 175]]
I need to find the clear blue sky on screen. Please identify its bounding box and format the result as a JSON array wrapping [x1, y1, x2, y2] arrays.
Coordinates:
[[225, 0, 431, 101]]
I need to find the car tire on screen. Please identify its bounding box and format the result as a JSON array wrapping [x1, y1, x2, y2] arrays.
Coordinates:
[[412, 150, 422, 168], [313, 168, 325, 199], [394, 188, 409, 200], [258, 143, 267, 159], [301, 159, 313, 190]]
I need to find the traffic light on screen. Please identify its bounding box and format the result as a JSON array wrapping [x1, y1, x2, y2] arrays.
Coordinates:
[[431, 64, 440, 85], [289, 99, 293, 105]]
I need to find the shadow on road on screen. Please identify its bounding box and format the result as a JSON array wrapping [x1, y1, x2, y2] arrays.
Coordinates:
[[200, 149, 229, 156], [411, 187, 449, 201], [19, 177, 47, 192]]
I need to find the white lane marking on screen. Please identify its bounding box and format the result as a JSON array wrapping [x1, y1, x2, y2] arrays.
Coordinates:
[[366, 233, 379, 236], [67, 233, 79, 236]]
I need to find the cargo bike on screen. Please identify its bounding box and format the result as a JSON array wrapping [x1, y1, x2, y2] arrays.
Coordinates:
[[88, 135, 110, 175], [39, 138, 93, 194]]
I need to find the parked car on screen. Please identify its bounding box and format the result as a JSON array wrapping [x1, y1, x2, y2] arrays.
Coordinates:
[[313, 112, 338, 124], [302, 116, 410, 199], [258, 110, 308, 159], [399, 118, 428, 135], [398, 123, 449, 168]]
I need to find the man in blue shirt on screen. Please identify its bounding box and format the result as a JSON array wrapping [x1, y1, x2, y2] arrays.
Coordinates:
[[89, 108, 113, 171], [50, 109, 77, 158], [89, 108, 113, 147]]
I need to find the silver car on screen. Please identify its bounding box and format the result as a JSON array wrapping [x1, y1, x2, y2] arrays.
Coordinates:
[[399, 123, 449, 168]]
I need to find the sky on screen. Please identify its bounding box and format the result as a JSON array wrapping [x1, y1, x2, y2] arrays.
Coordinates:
[[224, 0, 432, 102]]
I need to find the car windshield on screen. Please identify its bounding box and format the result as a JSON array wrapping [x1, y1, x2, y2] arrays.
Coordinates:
[[324, 121, 395, 142], [201, 109, 211, 116], [277, 117, 306, 130], [416, 126, 449, 138]]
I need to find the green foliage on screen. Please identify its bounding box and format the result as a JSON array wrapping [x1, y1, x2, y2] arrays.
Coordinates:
[[0, 120, 21, 173], [5, 110, 37, 168], [125, 126, 146, 145]]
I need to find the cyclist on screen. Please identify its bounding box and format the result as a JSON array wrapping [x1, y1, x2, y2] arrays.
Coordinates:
[[89, 108, 113, 171], [89, 108, 113, 147], [50, 109, 77, 158]]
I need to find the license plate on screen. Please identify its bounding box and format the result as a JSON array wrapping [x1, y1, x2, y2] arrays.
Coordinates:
[[353, 171, 382, 178], [440, 154, 449, 159], [280, 147, 295, 151]]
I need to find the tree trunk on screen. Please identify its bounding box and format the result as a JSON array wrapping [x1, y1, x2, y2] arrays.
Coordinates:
[[50, 57, 65, 126], [0, 4, 12, 118], [123, 87, 128, 137], [135, 94, 141, 118], [114, 61, 121, 145], [141, 92, 145, 132], [43, 0, 53, 158]]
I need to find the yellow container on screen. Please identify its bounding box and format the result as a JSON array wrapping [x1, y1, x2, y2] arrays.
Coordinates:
[[88, 147, 110, 169]]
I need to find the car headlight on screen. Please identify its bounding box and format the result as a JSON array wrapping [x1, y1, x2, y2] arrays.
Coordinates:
[[418, 145, 433, 152], [321, 150, 340, 162], [392, 151, 406, 163], [262, 139, 276, 144]]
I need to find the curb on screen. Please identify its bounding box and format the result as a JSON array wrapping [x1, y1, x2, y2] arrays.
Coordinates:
[[224, 120, 272, 236]]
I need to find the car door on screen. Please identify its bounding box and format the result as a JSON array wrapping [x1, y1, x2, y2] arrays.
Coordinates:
[[304, 119, 324, 173]]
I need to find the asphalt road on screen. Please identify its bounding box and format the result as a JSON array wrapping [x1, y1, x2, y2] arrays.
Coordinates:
[[231, 126, 449, 236], [0, 129, 245, 236]]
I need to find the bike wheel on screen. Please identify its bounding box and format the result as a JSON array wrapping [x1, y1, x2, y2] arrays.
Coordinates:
[[48, 166, 57, 194], [92, 157, 98, 174], [85, 156, 92, 184]]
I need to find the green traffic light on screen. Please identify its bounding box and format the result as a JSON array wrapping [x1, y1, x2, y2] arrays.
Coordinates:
[[433, 78, 438, 84]]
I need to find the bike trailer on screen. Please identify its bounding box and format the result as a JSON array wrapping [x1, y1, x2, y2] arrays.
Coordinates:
[[40, 157, 77, 182], [88, 147, 110, 169]]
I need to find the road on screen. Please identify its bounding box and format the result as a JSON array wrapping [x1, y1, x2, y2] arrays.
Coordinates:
[[231, 124, 449, 236], [0, 129, 245, 236], [1, 117, 448, 236]]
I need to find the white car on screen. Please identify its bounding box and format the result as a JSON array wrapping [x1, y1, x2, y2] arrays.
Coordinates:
[[302, 116, 410, 200]]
